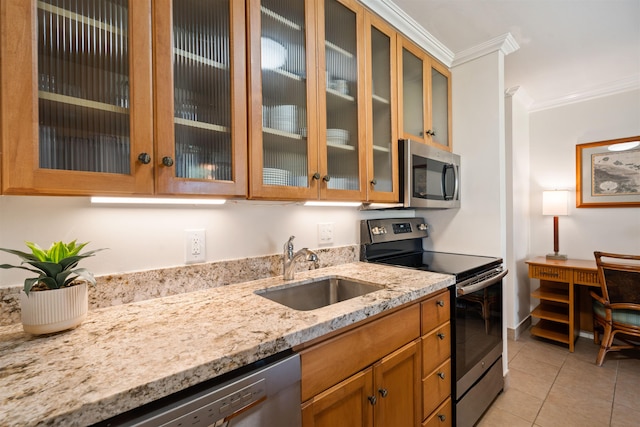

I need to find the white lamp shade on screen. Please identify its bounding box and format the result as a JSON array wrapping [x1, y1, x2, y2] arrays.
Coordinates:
[[542, 190, 569, 216]]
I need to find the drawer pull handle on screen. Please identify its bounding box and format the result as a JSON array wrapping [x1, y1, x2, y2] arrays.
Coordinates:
[[438, 414, 446, 422], [437, 333, 446, 340], [378, 388, 388, 398], [368, 395, 377, 405], [436, 300, 445, 307], [437, 372, 446, 379]]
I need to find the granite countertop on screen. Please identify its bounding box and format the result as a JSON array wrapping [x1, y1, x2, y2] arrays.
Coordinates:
[[0, 262, 454, 426]]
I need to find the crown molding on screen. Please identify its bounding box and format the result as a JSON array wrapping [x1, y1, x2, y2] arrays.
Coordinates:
[[529, 76, 640, 112], [360, 0, 455, 66], [451, 33, 519, 67], [505, 86, 535, 108]]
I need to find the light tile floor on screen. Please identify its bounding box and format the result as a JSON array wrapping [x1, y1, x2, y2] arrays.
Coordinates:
[[477, 332, 640, 427]]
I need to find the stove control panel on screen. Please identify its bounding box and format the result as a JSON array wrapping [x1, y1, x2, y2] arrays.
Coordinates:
[[361, 217, 430, 244]]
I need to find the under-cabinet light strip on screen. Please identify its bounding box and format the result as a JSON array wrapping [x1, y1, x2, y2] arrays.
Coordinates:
[[91, 197, 226, 205]]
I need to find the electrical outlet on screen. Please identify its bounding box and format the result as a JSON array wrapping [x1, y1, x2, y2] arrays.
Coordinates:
[[185, 229, 206, 264], [318, 223, 334, 245]]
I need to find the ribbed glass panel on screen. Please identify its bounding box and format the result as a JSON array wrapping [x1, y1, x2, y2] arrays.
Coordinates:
[[431, 67, 449, 147], [370, 26, 392, 192], [402, 48, 424, 138], [173, 0, 232, 181], [261, 0, 308, 187], [38, 0, 130, 174], [325, 0, 358, 191]]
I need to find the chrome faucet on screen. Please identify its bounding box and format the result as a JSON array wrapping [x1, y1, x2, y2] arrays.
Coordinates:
[[283, 236, 319, 280]]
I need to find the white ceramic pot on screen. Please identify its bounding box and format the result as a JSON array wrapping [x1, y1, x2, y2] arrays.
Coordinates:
[[20, 282, 88, 335]]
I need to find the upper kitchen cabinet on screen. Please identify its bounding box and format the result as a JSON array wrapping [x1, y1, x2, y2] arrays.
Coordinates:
[[1, 0, 247, 197], [248, 0, 366, 201], [1, 0, 154, 195], [153, 0, 247, 196], [364, 12, 398, 203], [397, 36, 452, 151]]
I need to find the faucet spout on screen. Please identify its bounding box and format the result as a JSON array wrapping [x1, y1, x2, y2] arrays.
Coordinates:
[[283, 236, 319, 280]]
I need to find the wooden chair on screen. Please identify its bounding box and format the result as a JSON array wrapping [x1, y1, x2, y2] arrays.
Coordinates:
[[591, 251, 640, 366]]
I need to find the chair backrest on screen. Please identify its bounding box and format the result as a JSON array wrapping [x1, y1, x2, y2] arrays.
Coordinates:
[[594, 251, 640, 305]]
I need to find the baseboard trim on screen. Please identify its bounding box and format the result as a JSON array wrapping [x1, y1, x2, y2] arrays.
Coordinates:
[[507, 316, 531, 341]]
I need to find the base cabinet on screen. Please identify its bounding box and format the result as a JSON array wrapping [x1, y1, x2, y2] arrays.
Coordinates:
[[299, 289, 452, 427]]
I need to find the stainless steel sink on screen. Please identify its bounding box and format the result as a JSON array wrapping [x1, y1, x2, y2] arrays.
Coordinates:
[[255, 276, 383, 311]]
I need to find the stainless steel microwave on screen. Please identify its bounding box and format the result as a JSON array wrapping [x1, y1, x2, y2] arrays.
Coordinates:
[[399, 139, 460, 209]]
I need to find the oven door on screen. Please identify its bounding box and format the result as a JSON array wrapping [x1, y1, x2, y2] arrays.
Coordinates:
[[455, 269, 506, 401]]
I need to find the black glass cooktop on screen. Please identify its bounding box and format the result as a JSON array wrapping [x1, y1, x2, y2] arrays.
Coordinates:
[[374, 251, 502, 282]]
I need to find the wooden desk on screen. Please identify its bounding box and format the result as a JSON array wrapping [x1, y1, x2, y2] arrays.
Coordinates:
[[526, 257, 600, 352]]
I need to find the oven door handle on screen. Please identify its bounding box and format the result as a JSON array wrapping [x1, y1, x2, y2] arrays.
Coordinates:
[[457, 269, 508, 296]]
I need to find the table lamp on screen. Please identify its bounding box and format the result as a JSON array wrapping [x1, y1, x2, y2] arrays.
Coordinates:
[[543, 190, 569, 260]]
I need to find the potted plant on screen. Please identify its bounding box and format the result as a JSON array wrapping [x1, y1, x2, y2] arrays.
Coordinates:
[[0, 240, 105, 335]]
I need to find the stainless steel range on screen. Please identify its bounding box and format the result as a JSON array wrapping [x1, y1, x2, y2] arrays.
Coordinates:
[[360, 217, 508, 426]]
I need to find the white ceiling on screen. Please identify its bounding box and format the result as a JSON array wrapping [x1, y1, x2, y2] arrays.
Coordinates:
[[390, 0, 640, 110]]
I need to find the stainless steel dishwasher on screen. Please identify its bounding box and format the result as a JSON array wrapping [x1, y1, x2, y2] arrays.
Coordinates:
[[97, 351, 301, 427]]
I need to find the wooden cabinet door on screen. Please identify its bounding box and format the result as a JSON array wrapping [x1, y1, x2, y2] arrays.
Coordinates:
[[302, 368, 374, 427], [248, 0, 320, 200], [373, 340, 421, 427], [316, 0, 367, 201], [152, 0, 247, 196], [397, 35, 451, 151], [1, 0, 154, 195], [363, 12, 398, 203]]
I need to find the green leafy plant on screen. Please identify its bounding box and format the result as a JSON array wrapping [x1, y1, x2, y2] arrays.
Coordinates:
[[0, 240, 106, 295]]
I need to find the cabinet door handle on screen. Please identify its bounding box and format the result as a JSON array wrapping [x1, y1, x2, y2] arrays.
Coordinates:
[[312, 172, 320, 180], [438, 414, 446, 422], [322, 175, 331, 182], [426, 129, 436, 136], [436, 300, 445, 307], [437, 372, 446, 379], [368, 395, 377, 405], [370, 179, 377, 186], [437, 332, 446, 340], [162, 156, 174, 167], [137, 153, 151, 164], [378, 388, 388, 398]]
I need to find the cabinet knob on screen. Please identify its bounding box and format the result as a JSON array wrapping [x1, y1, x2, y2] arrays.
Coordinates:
[[137, 153, 151, 164], [438, 414, 446, 422], [367, 395, 377, 405], [438, 371, 446, 380], [322, 175, 331, 182], [370, 179, 377, 186], [378, 388, 388, 398], [436, 300, 445, 307], [426, 129, 436, 136], [312, 172, 321, 180], [437, 332, 446, 340], [162, 156, 174, 167]]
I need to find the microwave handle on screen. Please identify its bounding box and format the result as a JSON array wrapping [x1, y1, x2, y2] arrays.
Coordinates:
[[442, 164, 457, 201]]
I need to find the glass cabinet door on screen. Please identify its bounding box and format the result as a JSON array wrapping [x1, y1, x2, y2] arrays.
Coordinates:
[[399, 40, 425, 141], [248, 0, 317, 199], [318, 0, 365, 200], [429, 61, 451, 149], [2, 0, 153, 195], [154, 0, 247, 196], [364, 13, 397, 202]]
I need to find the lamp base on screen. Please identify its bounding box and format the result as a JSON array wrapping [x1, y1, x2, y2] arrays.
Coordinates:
[[546, 253, 568, 260]]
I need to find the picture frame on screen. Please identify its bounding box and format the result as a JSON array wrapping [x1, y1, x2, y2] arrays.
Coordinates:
[[576, 136, 640, 208]]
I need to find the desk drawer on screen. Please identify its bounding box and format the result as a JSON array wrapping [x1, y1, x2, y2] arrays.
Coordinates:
[[574, 269, 599, 286], [529, 265, 571, 282]]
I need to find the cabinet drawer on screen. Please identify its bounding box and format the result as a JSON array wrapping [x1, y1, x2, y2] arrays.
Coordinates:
[[422, 359, 451, 419], [422, 322, 451, 375], [574, 269, 599, 286], [301, 303, 420, 402], [529, 265, 571, 282], [422, 397, 452, 427], [421, 290, 450, 334]]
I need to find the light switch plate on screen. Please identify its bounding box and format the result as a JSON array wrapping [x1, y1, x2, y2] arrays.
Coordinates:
[[318, 223, 334, 245]]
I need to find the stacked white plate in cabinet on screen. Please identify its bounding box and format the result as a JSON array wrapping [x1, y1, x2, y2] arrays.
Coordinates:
[[270, 105, 298, 134], [263, 168, 290, 186], [327, 129, 349, 145]]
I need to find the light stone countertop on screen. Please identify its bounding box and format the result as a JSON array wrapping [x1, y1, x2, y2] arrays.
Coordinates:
[[0, 262, 454, 426]]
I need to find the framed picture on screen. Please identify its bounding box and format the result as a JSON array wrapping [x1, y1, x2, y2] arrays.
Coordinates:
[[576, 136, 640, 208]]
